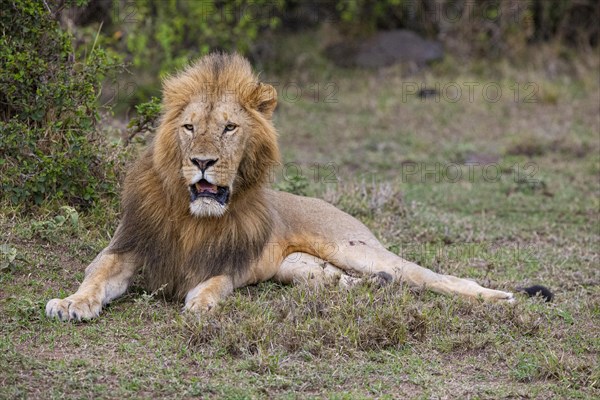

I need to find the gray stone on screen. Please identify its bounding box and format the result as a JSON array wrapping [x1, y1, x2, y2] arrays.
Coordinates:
[[326, 29, 444, 68]]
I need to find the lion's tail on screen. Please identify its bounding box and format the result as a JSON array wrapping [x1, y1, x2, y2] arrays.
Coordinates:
[[516, 285, 554, 302]]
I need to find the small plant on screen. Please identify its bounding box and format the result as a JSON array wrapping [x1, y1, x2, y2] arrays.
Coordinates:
[[125, 96, 162, 144], [274, 172, 310, 196], [30, 206, 80, 240], [0, 244, 18, 272], [134, 284, 168, 305], [512, 353, 542, 382]]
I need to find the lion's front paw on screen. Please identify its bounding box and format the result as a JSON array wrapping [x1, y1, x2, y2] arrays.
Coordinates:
[[183, 297, 218, 315], [46, 295, 102, 322]]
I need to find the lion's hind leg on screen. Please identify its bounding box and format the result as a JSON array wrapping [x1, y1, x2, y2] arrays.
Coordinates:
[[273, 252, 364, 288], [327, 241, 514, 302]]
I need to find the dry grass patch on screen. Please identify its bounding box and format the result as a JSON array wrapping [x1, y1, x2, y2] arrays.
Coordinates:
[[182, 281, 543, 361]]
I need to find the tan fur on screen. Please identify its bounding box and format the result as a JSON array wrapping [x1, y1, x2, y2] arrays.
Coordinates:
[[46, 53, 513, 322]]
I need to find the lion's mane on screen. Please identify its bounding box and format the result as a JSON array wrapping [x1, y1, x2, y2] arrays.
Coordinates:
[[109, 53, 280, 299]]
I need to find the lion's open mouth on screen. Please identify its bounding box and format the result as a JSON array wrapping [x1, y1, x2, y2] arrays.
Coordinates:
[[189, 179, 230, 205]]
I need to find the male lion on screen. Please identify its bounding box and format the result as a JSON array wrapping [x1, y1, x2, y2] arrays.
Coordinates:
[[46, 53, 514, 321]]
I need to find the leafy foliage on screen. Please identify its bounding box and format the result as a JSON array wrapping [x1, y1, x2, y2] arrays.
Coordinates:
[[99, 0, 284, 107], [125, 96, 162, 144], [274, 172, 309, 196], [0, 0, 122, 208], [122, 0, 282, 74]]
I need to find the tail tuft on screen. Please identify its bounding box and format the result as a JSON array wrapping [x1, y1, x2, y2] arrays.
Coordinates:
[[517, 285, 554, 302]]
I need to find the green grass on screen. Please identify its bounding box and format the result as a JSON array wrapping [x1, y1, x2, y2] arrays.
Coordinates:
[[1, 41, 599, 398]]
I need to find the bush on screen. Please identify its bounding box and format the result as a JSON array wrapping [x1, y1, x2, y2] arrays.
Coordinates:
[[0, 0, 122, 208], [122, 1, 282, 73], [89, 0, 284, 108]]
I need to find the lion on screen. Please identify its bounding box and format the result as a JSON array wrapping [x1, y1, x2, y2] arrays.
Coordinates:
[[46, 53, 514, 321]]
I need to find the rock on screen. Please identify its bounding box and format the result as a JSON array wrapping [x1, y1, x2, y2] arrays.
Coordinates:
[[325, 29, 443, 68]]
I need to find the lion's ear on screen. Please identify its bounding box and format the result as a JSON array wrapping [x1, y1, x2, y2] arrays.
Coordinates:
[[252, 83, 277, 118]]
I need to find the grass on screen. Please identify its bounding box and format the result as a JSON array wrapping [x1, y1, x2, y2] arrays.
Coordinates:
[[1, 37, 599, 398]]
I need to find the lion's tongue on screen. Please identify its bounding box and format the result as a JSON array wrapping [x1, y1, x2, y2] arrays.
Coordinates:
[[197, 180, 218, 194]]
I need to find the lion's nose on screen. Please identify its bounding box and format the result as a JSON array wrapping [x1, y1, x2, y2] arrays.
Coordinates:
[[190, 157, 218, 172]]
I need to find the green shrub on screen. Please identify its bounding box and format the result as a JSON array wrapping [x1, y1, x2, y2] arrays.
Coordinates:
[[0, 0, 122, 208], [99, 0, 283, 108], [125, 96, 162, 145], [122, 0, 282, 73]]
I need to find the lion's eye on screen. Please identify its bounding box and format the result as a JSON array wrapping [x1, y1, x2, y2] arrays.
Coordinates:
[[224, 123, 237, 132], [183, 124, 194, 132]]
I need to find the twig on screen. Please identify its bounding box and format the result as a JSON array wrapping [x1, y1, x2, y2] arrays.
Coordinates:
[[88, 21, 104, 64], [42, 0, 51, 14]]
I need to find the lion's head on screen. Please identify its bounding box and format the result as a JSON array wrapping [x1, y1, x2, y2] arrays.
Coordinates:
[[153, 53, 279, 217]]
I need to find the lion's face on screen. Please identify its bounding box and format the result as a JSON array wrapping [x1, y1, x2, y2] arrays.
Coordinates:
[[152, 54, 280, 219], [178, 98, 254, 217]]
